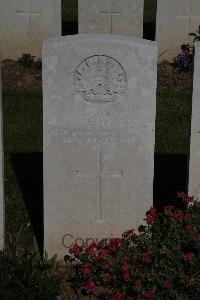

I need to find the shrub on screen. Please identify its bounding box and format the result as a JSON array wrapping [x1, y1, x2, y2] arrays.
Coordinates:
[[0, 230, 61, 300], [18, 53, 42, 70], [172, 44, 193, 73], [69, 193, 200, 299], [171, 25, 200, 73]]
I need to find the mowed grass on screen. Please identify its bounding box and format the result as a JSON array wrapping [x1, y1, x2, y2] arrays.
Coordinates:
[[155, 89, 192, 154], [3, 90, 42, 232], [62, 0, 156, 23], [3, 88, 192, 232]]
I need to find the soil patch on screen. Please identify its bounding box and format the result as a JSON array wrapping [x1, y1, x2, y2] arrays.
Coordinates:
[[158, 60, 192, 91], [1, 59, 192, 92], [2, 59, 42, 92]]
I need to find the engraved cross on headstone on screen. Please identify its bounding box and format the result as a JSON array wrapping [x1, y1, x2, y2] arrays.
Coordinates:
[[76, 151, 123, 222], [100, 1, 122, 33], [176, 0, 200, 43], [16, 0, 41, 35]]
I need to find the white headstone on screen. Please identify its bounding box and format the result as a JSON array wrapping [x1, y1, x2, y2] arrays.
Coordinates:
[[0, 0, 61, 59], [43, 34, 157, 258], [156, 0, 200, 61], [0, 56, 4, 249], [189, 42, 200, 200], [78, 0, 144, 37]]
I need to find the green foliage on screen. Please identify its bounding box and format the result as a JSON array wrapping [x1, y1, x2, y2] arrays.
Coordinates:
[[172, 25, 200, 73], [172, 44, 193, 73], [69, 194, 200, 299], [0, 228, 60, 300], [18, 53, 36, 69], [189, 25, 200, 42], [18, 53, 42, 70]]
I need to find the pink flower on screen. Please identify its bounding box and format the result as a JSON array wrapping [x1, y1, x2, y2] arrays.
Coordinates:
[[103, 263, 110, 269], [185, 252, 194, 263], [184, 224, 193, 232], [110, 238, 123, 246], [164, 205, 174, 214], [82, 264, 91, 276], [88, 243, 98, 257], [123, 256, 131, 262], [100, 249, 111, 256], [86, 280, 96, 292], [187, 196, 194, 203], [145, 290, 155, 299], [134, 278, 142, 289], [149, 207, 157, 217], [112, 258, 119, 263], [195, 233, 200, 242], [164, 280, 173, 289], [114, 293, 125, 300], [103, 272, 111, 281], [108, 244, 117, 252], [179, 192, 194, 203], [144, 214, 155, 224], [126, 229, 135, 235], [185, 213, 192, 220], [196, 287, 200, 293], [172, 210, 184, 222], [122, 272, 130, 281], [69, 244, 83, 258], [141, 252, 152, 264], [121, 264, 131, 271], [144, 207, 157, 224]]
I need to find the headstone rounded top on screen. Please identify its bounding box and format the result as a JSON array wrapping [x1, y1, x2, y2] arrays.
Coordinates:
[[43, 34, 157, 48]]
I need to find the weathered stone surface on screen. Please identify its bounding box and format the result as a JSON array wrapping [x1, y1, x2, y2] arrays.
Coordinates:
[[189, 42, 200, 200], [43, 34, 157, 258], [156, 0, 200, 61], [0, 0, 61, 59], [78, 0, 144, 37], [0, 56, 4, 249]]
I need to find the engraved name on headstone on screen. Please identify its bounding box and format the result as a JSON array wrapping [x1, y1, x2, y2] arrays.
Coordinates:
[[43, 34, 157, 258]]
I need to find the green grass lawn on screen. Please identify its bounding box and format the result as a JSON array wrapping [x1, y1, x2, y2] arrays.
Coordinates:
[[62, 0, 156, 23], [3, 88, 192, 233], [155, 89, 192, 154], [3, 90, 42, 233]]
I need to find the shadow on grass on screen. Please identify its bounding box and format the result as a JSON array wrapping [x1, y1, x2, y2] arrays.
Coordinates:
[[62, 21, 78, 35], [11, 153, 43, 254], [61, 21, 156, 41], [11, 152, 188, 253], [143, 22, 156, 41], [154, 154, 189, 210]]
